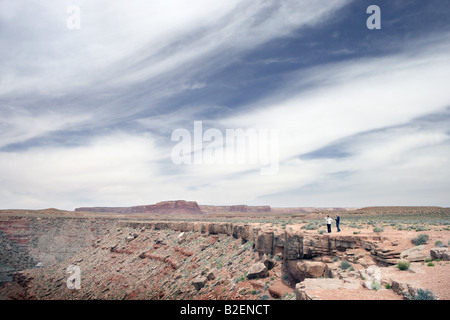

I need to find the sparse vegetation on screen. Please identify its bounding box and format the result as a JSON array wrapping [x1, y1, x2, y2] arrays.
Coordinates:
[[434, 240, 444, 247], [370, 280, 381, 291], [412, 234, 429, 245], [373, 227, 384, 233], [302, 222, 319, 230], [406, 288, 437, 300], [397, 259, 411, 270], [340, 260, 351, 270]]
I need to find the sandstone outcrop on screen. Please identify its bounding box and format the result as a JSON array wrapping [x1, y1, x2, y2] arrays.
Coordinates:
[[117, 220, 388, 261], [400, 245, 428, 262], [295, 278, 360, 300]]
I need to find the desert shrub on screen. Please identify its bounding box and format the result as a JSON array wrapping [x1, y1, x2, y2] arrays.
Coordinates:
[[340, 260, 351, 270], [373, 227, 384, 233], [411, 234, 429, 245], [243, 241, 253, 250], [371, 280, 381, 291], [302, 222, 319, 230], [411, 289, 436, 300], [434, 240, 444, 247], [397, 259, 411, 270]]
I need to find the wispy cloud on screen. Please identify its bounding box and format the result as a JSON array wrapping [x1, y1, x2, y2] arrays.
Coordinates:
[[1, 0, 450, 209]]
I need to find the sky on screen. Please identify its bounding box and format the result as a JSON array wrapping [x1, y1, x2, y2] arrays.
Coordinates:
[[1, 0, 450, 209]]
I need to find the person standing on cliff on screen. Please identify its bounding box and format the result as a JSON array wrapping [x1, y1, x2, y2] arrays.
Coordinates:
[[326, 215, 332, 233], [335, 214, 341, 232]]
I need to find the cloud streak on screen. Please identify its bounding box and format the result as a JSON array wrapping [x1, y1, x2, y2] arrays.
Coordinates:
[[1, 1, 450, 209]]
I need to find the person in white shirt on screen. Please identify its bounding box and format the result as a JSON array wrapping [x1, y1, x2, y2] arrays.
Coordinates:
[[326, 215, 332, 233]]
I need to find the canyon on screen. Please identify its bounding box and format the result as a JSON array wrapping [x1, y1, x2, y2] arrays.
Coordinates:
[[0, 203, 449, 300]]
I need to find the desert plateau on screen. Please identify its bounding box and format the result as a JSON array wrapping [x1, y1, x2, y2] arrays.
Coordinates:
[[1, 201, 449, 301]]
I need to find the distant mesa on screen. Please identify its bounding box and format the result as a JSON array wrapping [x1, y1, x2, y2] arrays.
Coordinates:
[[74, 201, 274, 215], [74, 201, 359, 215], [75, 200, 203, 215], [199, 204, 271, 214]]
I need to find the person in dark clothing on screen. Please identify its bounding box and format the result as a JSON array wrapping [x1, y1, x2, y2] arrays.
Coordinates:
[[335, 214, 341, 232]]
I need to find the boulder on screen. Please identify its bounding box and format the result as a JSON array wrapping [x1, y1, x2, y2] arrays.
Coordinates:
[[390, 279, 421, 297], [261, 254, 275, 270], [430, 247, 449, 261], [177, 232, 187, 244], [206, 269, 217, 281], [400, 245, 427, 262], [297, 260, 330, 280], [444, 251, 450, 261], [192, 277, 207, 290], [201, 268, 217, 281], [247, 262, 269, 280], [268, 286, 282, 299], [286, 260, 331, 283]]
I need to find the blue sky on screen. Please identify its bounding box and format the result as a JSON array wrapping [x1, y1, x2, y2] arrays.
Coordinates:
[[1, 0, 450, 209]]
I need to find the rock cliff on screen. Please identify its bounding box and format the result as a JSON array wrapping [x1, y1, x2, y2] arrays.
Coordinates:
[[0, 216, 115, 284]]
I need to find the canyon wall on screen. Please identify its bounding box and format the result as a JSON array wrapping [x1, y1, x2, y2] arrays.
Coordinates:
[[0, 216, 116, 284], [119, 220, 384, 260]]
